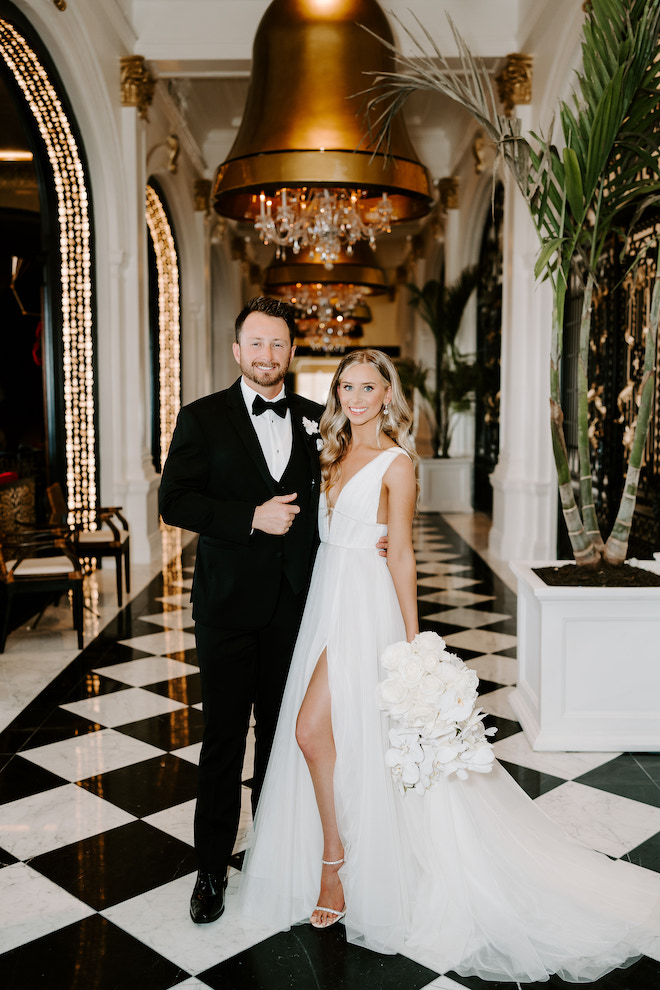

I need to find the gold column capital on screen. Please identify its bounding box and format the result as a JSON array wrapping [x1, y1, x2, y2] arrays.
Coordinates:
[[194, 179, 212, 212], [496, 53, 533, 117], [120, 55, 155, 121], [437, 176, 459, 211]]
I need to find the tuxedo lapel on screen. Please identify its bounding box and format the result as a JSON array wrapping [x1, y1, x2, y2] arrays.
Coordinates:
[[225, 379, 276, 494], [289, 395, 322, 488]]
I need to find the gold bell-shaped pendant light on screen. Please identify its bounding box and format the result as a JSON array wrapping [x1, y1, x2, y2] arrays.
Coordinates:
[[213, 0, 432, 266], [262, 239, 388, 298], [263, 241, 385, 351]]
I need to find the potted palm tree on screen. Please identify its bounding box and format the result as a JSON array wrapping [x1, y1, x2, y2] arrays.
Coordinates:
[[364, 0, 660, 750], [407, 267, 481, 511]]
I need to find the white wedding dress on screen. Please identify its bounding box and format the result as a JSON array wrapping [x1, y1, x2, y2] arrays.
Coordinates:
[[239, 448, 660, 983]]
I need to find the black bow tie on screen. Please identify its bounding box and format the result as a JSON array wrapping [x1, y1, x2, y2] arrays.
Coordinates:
[[252, 394, 289, 418]]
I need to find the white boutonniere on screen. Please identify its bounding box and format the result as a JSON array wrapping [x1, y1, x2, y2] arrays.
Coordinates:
[[302, 417, 319, 436], [316, 438, 324, 451]]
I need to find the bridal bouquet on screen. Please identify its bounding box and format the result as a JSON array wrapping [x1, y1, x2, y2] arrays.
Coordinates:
[[376, 631, 496, 793]]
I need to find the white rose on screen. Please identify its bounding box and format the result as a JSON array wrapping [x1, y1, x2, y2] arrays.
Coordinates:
[[417, 673, 444, 702], [302, 417, 319, 435], [400, 657, 425, 687], [381, 641, 412, 670], [316, 438, 324, 451], [413, 631, 445, 654], [377, 677, 414, 716]]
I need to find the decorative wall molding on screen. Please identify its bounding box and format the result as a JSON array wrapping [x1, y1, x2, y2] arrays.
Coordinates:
[[194, 178, 211, 212], [437, 176, 459, 211], [496, 53, 533, 116], [120, 54, 155, 121]]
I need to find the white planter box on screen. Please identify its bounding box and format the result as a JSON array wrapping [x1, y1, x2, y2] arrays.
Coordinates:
[[510, 561, 660, 752], [418, 456, 473, 513]]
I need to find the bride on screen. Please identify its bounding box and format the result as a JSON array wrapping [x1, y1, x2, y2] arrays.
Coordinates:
[[239, 349, 660, 983]]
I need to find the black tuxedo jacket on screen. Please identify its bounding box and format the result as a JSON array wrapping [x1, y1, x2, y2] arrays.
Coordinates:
[[159, 379, 324, 631]]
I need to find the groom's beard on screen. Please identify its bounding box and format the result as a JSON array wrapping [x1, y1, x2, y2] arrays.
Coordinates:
[[240, 359, 289, 389]]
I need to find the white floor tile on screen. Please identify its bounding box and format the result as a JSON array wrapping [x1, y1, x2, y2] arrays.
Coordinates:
[[465, 654, 518, 686], [431, 607, 512, 628], [61, 687, 187, 727], [443, 628, 517, 653], [170, 578, 193, 590], [415, 557, 463, 571], [154, 593, 193, 608], [492, 732, 620, 780], [137, 611, 195, 630], [119, 630, 197, 655], [0, 783, 135, 859], [533, 780, 660, 858], [172, 741, 202, 764], [144, 799, 195, 847], [475, 685, 517, 720], [419, 977, 469, 990], [103, 872, 279, 974], [417, 563, 472, 578], [21, 727, 165, 779], [0, 862, 94, 953], [418, 576, 481, 592], [93, 655, 198, 687], [423, 590, 496, 611], [170, 979, 215, 990]]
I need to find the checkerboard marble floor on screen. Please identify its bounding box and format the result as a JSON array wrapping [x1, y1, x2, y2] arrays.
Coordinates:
[[1, 515, 659, 989]]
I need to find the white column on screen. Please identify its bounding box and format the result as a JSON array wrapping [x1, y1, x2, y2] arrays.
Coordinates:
[[488, 138, 558, 563], [112, 106, 160, 564]]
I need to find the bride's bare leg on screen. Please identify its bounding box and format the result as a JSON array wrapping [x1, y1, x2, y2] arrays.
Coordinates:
[[296, 649, 345, 927]]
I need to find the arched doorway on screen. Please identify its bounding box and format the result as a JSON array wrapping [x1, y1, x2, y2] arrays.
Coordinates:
[[0, 6, 96, 525], [146, 180, 181, 474], [474, 181, 504, 514]]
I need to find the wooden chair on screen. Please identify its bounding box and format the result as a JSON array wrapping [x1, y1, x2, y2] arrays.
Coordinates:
[[46, 483, 131, 607], [0, 532, 84, 653]]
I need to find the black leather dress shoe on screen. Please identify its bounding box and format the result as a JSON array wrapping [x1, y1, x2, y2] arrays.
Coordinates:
[[190, 871, 228, 924]]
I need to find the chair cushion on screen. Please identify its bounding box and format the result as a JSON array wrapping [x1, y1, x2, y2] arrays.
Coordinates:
[[6, 555, 78, 577], [77, 529, 129, 546]]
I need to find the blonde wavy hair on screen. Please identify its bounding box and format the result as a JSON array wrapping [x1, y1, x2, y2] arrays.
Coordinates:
[[319, 349, 417, 493]]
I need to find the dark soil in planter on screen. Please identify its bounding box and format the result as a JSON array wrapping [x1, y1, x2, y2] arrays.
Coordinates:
[[534, 561, 660, 588]]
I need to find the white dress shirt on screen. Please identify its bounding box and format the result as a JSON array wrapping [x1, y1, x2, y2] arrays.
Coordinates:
[[241, 377, 292, 482]]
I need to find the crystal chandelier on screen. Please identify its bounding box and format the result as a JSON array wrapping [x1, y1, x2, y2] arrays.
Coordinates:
[[290, 287, 370, 352], [254, 187, 395, 269]]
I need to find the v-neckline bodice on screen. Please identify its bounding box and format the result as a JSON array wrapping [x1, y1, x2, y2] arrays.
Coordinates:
[[325, 448, 396, 514]]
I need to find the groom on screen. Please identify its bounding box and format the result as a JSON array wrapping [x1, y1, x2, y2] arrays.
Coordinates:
[[159, 296, 325, 924]]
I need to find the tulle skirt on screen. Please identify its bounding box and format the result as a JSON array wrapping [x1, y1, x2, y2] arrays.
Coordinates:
[[239, 541, 660, 983]]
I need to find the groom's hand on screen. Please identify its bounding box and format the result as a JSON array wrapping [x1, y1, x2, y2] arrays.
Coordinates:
[[376, 535, 388, 558], [252, 493, 300, 535]]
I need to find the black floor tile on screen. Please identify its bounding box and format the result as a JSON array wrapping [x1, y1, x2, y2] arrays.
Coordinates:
[[447, 951, 660, 988], [0, 844, 19, 867], [77, 752, 198, 817], [18, 708, 102, 752], [145, 672, 203, 705], [116, 705, 205, 751], [0, 753, 66, 804], [199, 923, 439, 990], [575, 753, 660, 809], [61, 671, 130, 702], [30, 819, 196, 909], [0, 913, 187, 990], [499, 759, 565, 799], [482, 714, 522, 742], [623, 830, 660, 874], [478, 679, 504, 696]]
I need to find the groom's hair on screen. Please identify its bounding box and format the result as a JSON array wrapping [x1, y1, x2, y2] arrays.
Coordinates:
[[235, 296, 298, 345]]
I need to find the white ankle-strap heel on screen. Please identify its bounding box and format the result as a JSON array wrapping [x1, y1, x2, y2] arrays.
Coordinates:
[[311, 858, 346, 928]]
